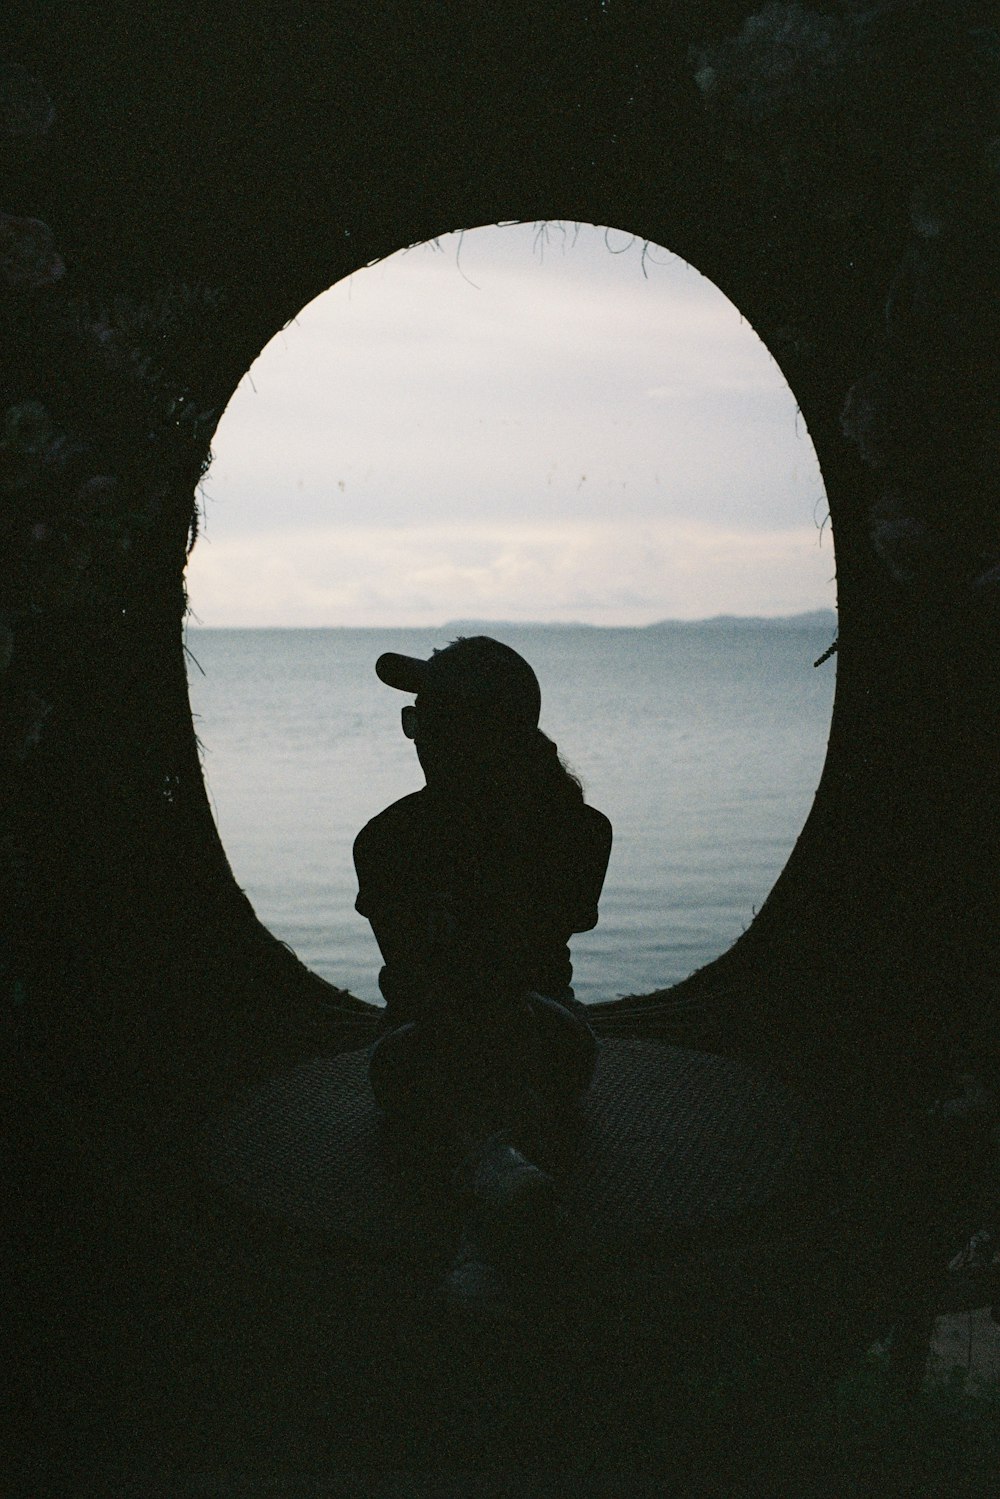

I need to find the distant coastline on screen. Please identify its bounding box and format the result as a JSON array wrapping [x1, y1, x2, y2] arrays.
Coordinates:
[[444, 610, 837, 632], [188, 610, 838, 632], [643, 609, 836, 631]]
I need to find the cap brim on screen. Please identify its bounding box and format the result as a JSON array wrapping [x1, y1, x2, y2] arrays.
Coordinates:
[[375, 652, 427, 694]]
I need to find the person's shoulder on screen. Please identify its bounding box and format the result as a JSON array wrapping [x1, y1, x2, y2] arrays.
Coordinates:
[[354, 790, 428, 861], [546, 800, 612, 932], [582, 803, 612, 841], [546, 799, 611, 876], [574, 801, 612, 855]]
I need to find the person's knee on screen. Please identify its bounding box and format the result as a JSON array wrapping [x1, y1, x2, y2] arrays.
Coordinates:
[[368, 1022, 423, 1112], [526, 992, 599, 1101]]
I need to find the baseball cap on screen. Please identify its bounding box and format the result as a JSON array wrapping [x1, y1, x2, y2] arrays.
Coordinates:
[[375, 636, 541, 729]]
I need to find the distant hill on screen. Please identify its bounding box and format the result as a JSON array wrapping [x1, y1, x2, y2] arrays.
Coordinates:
[[644, 609, 837, 631], [441, 610, 837, 632], [440, 619, 596, 632], [192, 612, 839, 632]]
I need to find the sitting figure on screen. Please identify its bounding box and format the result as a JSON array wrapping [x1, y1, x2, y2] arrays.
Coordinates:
[[354, 635, 612, 1301]]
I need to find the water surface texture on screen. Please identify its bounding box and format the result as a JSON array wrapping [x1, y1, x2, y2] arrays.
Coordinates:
[[186, 624, 837, 1005]]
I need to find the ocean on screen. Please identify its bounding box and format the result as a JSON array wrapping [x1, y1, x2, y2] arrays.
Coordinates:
[[185, 621, 837, 1007]]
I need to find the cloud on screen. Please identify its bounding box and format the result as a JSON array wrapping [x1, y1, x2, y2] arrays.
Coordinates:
[[189, 224, 832, 623], [185, 516, 835, 627]]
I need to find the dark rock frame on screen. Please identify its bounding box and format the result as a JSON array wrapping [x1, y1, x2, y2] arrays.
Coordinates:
[[4, 0, 997, 1114], [3, 0, 999, 1488]]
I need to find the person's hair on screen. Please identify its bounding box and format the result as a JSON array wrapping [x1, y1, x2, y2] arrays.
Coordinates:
[[415, 636, 585, 829], [522, 727, 584, 809], [465, 727, 584, 904], [471, 724, 585, 869]]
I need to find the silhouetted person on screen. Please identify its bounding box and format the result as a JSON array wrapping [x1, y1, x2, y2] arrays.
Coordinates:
[[354, 636, 612, 1302]]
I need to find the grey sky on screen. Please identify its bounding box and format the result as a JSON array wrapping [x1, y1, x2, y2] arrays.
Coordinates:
[[186, 222, 835, 625]]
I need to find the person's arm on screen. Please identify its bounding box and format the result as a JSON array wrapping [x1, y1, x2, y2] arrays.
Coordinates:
[[354, 822, 429, 1020], [515, 805, 613, 938], [565, 807, 613, 933]]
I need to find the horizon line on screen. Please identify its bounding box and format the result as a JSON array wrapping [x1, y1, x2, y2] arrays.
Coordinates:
[[186, 607, 837, 630]]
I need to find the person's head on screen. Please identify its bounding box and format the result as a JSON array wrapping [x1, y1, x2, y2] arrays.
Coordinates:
[[375, 636, 541, 789]]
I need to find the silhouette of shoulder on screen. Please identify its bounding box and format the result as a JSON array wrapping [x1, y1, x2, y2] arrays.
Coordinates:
[[354, 790, 611, 934], [353, 791, 431, 917], [556, 804, 612, 933]]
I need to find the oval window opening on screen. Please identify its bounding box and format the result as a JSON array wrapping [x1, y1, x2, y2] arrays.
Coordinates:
[[185, 222, 836, 1006]]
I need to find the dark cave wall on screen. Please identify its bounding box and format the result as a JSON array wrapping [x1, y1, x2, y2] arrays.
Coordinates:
[[3, 0, 999, 1134]]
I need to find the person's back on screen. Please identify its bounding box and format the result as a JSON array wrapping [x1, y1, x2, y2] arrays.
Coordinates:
[[354, 780, 611, 1026]]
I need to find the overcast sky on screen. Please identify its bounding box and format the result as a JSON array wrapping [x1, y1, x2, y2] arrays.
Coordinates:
[[185, 222, 835, 626]]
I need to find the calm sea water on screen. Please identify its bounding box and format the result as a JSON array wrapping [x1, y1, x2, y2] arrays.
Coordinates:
[[185, 624, 837, 1006]]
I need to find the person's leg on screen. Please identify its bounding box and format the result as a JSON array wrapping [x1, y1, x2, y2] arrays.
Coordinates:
[[525, 991, 600, 1115], [367, 1021, 463, 1169], [369, 1002, 587, 1304], [454, 994, 597, 1239], [370, 997, 597, 1143], [368, 1022, 431, 1112], [369, 1007, 544, 1135]]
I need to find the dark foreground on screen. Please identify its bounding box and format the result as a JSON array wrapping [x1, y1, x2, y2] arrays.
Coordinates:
[[9, 1037, 999, 1497]]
